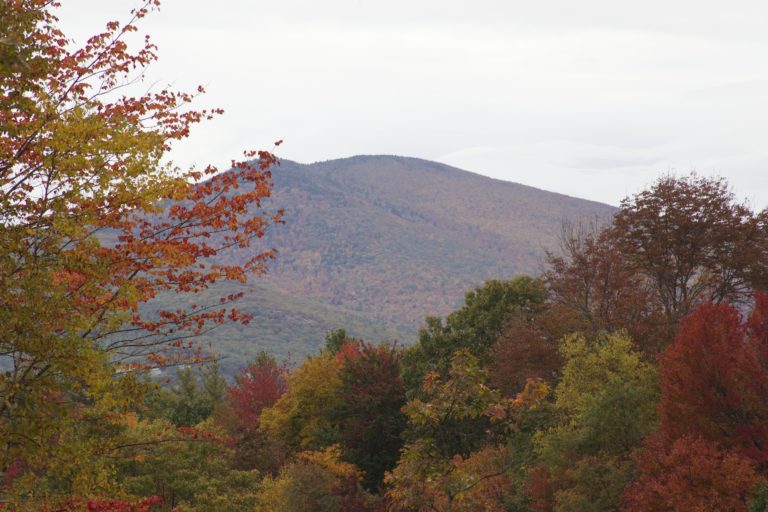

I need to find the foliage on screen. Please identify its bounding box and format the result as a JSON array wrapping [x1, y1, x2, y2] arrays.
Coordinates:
[[545, 174, 768, 352], [387, 350, 549, 512], [114, 417, 260, 511], [623, 435, 763, 512], [333, 341, 406, 491], [260, 353, 343, 451], [0, 0, 281, 501], [227, 352, 288, 429], [145, 363, 227, 426], [611, 174, 768, 321], [85, 496, 165, 512], [4, 26, 768, 508], [544, 223, 665, 352], [401, 277, 547, 396], [215, 351, 288, 474], [657, 299, 768, 464], [532, 332, 658, 511], [489, 316, 561, 397], [22, 495, 166, 512], [622, 297, 768, 511], [324, 329, 351, 355], [254, 445, 379, 512], [550, 456, 633, 512]]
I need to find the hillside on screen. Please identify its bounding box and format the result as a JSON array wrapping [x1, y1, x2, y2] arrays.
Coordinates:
[[198, 155, 615, 368]]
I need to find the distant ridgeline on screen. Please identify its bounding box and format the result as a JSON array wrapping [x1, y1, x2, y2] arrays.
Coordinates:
[[162, 155, 615, 374]]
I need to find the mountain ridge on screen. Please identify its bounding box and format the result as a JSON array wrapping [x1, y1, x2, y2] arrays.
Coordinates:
[[192, 155, 616, 371], [287, 154, 612, 206]]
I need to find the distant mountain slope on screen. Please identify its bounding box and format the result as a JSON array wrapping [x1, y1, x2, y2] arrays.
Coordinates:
[[252, 155, 614, 323], [201, 155, 616, 365], [151, 282, 414, 376]]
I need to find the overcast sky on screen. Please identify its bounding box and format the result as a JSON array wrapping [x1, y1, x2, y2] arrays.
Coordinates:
[[58, 1, 768, 208]]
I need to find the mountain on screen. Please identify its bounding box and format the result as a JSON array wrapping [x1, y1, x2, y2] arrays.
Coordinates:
[[193, 155, 615, 373]]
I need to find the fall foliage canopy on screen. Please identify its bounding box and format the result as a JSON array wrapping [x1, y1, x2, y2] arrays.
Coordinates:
[[0, 0, 281, 502]]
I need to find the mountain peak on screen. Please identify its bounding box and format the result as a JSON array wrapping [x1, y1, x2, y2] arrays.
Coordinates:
[[206, 155, 615, 368]]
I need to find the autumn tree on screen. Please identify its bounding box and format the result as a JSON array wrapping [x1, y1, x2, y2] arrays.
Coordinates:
[[623, 297, 768, 510], [386, 350, 550, 512], [545, 174, 768, 351], [611, 174, 768, 323], [227, 351, 288, 429], [623, 435, 762, 512], [657, 298, 768, 464], [254, 446, 379, 512], [217, 351, 288, 474], [488, 316, 562, 397], [0, 0, 282, 502], [259, 353, 344, 451], [544, 223, 665, 352], [334, 341, 407, 491]]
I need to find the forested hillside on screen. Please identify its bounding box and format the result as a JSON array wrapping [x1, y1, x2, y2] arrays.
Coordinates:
[[202, 156, 615, 365]]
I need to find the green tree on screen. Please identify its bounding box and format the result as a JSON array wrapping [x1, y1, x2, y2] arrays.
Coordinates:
[[532, 333, 658, 511], [402, 277, 547, 396], [324, 329, 350, 355], [115, 417, 260, 512], [145, 363, 227, 426]]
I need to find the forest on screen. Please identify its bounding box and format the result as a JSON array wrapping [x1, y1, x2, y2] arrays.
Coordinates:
[[3, 1, 768, 511]]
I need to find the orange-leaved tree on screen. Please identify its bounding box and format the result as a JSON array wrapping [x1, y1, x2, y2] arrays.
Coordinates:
[[0, 0, 282, 502]]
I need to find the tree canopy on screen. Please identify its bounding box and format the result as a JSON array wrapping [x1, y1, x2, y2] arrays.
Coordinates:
[[0, 0, 281, 502]]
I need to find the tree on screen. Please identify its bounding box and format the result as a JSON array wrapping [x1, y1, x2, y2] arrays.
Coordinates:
[[623, 297, 768, 511], [545, 174, 768, 352], [218, 351, 288, 474], [0, 0, 282, 501], [334, 341, 407, 491], [401, 277, 547, 396], [386, 350, 550, 512], [254, 446, 379, 512], [531, 332, 658, 512], [489, 316, 561, 397], [227, 352, 288, 430], [324, 329, 352, 355], [260, 354, 344, 451], [145, 362, 227, 427], [623, 435, 762, 512], [657, 298, 768, 465], [544, 223, 665, 352], [610, 174, 768, 331], [114, 416, 261, 512]]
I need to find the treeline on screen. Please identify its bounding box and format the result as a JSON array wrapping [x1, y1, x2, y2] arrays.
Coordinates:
[[5, 173, 767, 511]]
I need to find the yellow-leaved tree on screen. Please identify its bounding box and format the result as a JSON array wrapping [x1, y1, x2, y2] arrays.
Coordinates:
[[0, 0, 282, 504]]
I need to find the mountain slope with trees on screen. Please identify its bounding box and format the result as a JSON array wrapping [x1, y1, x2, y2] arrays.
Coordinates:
[[208, 155, 616, 362]]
